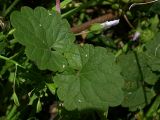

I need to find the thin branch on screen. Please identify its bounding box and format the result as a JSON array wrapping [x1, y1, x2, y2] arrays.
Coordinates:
[[56, 0, 61, 13], [123, 14, 134, 29], [129, 0, 158, 10], [0, 54, 25, 69], [13, 64, 18, 92], [4, 0, 20, 17], [71, 12, 118, 34]]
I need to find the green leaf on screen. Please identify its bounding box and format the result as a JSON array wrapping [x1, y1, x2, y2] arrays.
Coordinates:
[[10, 7, 75, 72], [54, 44, 124, 110], [64, 44, 83, 70], [12, 92, 20, 106], [117, 52, 141, 83], [118, 52, 158, 85], [6, 105, 18, 120], [117, 52, 156, 110], [144, 32, 160, 72], [150, 15, 159, 31], [122, 87, 155, 111], [46, 83, 56, 94], [89, 23, 103, 33], [36, 98, 42, 113], [138, 53, 158, 85], [28, 93, 38, 105], [140, 29, 155, 43]]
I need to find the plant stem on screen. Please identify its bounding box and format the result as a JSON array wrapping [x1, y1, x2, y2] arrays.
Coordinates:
[[6, 105, 17, 120], [0, 54, 25, 69], [4, 0, 20, 17], [13, 64, 18, 92], [134, 51, 148, 105], [62, 0, 102, 18], [71, 12, 118, 33], [145, 95, 160, 118], [52, 0, 72, 11], [2, 3, 7, 15], [129, 0, 158, 10], [56, 0, 61, 13]]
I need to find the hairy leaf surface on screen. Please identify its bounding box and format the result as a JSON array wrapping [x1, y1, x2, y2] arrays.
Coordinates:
[[10, 7, 75, 72], [145, 32, 160, 72], [122, 87, 155, 111], [118, 52, 158, 85], [54, 44, 124, 110], [118, 52, 156, 110]]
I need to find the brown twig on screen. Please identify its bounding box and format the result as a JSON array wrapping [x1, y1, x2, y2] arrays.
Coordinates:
[[71, 11, 119, 34], [129, 0, 158, 10], [123, 14, 134, 29]]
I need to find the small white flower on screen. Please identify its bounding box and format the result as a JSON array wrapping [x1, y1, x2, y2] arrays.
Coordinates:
[[132, 32, 140, 41], [101, 19, 120, 29]]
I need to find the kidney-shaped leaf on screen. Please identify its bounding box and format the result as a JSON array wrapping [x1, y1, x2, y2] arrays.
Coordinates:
[[10, 7, 75, 72], [54, 44, 124, 110]]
